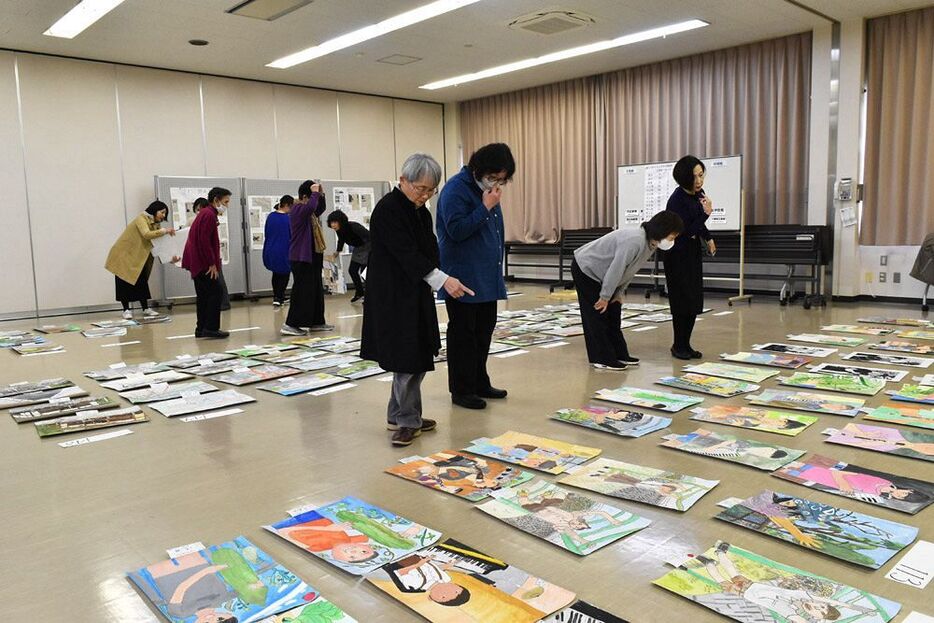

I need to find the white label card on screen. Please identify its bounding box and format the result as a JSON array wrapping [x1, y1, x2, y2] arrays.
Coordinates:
[[58, 429, 134, 448], [150, 382, 170, 392], [311, 383, 356, 396], [903, 613, 934, 623], [885, 540, 934, 590], [539, 341, 569, 349], [109, 362, 127, 369], [287, 503, 317, 517], [232, 367, 251, 374], [229, 326, 261, 333], [166, 542, 205, 558], [632, 326, 658, 332], [179, 408, 243, 423], [717, 497, 744, 509], [495, 349, 529, 359], [714, 311, 735, 316]]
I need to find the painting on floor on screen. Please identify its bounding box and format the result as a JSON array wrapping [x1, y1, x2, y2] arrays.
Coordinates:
[[462, 431, 601, 475], [549, 406, 671, 438], [689, 405, 817, 437], [660, 429, 805, 471], [385, 450, 534, 502]]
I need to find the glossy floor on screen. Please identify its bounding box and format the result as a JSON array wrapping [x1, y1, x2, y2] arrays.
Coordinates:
[[0, 287, 931, 622]]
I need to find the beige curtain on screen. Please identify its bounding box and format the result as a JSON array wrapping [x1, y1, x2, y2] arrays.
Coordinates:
[[862, 7, 934, 245], [460, 33, 812, 242]]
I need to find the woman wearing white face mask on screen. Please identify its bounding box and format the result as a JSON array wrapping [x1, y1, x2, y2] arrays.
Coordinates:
[[181, 186, 230, 339], [571, 211, 684, 370]]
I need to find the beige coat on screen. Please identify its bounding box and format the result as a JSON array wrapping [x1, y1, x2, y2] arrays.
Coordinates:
[[105, 213, 166, 283]]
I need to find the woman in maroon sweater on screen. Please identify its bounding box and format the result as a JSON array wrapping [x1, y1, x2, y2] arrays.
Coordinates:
[[181, 187, 230, 339]]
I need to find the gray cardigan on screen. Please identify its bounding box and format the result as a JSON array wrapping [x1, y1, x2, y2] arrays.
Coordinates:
[[573, 227, 655, 300]]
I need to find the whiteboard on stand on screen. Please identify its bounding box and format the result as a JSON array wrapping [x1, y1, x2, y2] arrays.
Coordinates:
[[617, 155, 742, 231]]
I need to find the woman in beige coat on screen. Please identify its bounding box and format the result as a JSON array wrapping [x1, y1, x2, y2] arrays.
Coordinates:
[[105, 200, 175, 319]]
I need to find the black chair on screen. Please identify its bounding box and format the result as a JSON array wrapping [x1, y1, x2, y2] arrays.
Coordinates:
[[548, 228, 613, 292]]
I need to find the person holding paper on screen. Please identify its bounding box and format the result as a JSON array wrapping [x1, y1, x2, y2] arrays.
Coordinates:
[[361, 153, 473, 446], [263, 195, 294, 307], [663, 155, 715, 360], [105, 200, 175, 320], [181, 187, 229, 339], [281, 180, 331, 336]]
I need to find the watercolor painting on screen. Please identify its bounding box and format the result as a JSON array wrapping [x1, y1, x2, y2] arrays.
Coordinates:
[[256, 373, 347, 396], [558, 457, 718, 511], [542, 600, 629, 623], [128, 536, 314, 623], [657, 373, 759, 397], [84, 362, 170, 381], [463, 431, 601, 475], [863, 403, 934, 430], [165, 352, 236, 369], [593, 386, 703, 413], [226, 343, 299, 358], [654, 541, 901, 623], [92, 318, 138, 328], [752, 342, 837, 357], [858, 317, 931, 327], [496, 333, 561, 347], [745, 388, 864, 416], [82, 327, 127, 339], [660, 429, 805, 471], [787, 333, 867, 347], [868, 340, 934, 355], [715, 490, 918, 569], [149, 389, 256, 417], [689, 405, 817, 436], [886, 384, 934, 404], [896, 330, 934, 341], [720, 351, 814, 370], [683, 362, 779, 383], [366, 538, 575, 622], [778, 372, 885, 396], [549, 406, 671, 438], [99, 370, 194, 392], [259, 593, 357, 622], [120, 381, 218, 404], [287, 354, 362, 373], [263, 496, 442, 576], [841, 351, 933, 369], [385, 450, 534, 502], [10, 395, 118, 423], [35, 406, 148, 437], [12, 342, 64, 355], [209, 364, 297, 386], [34, 323, 82, 334], [183, 358, 265, 376], [823, 423, 934, 463], [821, 324, 894, 336], [0, 377, 73, 398], [326, 359, 385, 380], [808, 363, 907, 383], [772, 454, 934, 514], [475, 479, 651, 556], [0, 385, 88, 410]]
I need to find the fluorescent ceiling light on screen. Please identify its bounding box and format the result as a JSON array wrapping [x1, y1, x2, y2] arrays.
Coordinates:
[[420, 19, 708, 90], [267, 0, 481, 69], [43, 0, 127, 39]]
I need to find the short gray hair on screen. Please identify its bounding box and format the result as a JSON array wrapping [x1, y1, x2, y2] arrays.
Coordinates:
[[400, 153, 442, 187]]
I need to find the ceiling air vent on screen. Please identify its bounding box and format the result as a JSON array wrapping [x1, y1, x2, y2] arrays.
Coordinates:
[[227, 0, 315, 21], [508, 10, 596, 35]]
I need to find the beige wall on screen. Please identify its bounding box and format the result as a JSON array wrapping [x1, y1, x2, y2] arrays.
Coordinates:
[[0, 52, 444, 317]]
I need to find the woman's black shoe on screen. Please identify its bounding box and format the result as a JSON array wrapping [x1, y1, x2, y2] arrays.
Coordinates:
[[671, 347, 693, 360]]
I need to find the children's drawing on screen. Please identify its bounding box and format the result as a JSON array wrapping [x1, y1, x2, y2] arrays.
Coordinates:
[[256, 373, 346, 396], [263, 496, 442, 576], [821, 324, 895, 336], [326, 359, 385, 380], [0, 377, 73, 398], [858, 317, 931, 327], [82, 327, 127, 338], [84, 362, 170, 381], [808, 363, 908, 382], [496, 333, 561, 347], [99, 370, 194, 392], [745, 388, 864, 416], [127, 536, 313, 623], [869, 340, 934, 355], [886, 384, 934, 404], [149, 389, 256, 417], [287, 354, 362, 373], [841, 351, 933, 369], [593, 386, 703, 413], [753, 342, 837, 357], [660, 429, 804, 471], [824, 423, 934, 463], [385, 450, 533, 501], [542, 600, 629, 623], [165, 352, 236, 369], [34, 323, 82, 333], [475, 479, 651, 556], [549, 406, 671, 438], [10, 395, 118, 423], [209, 364, 296, 386], [683, 362, 780, 383], [182, 358, 265, 377], [863, 403, 934, 430], [120, 381, 218, 404], [225, 343, 298, 357], [630, 313, 673, 323], [896, 330, 934, 341], [35, 406, 148, 437], [787, 333, 867, 347], [366, 538, 576, 622], [689, 405, 817, 436], [92, 318, 139, 328], [260, 595, 358, 623], [657, 373, 759, 397], [0, 385, 88, 410], [12, 342, 64, 355], [462, 431, 601, 475], [772, 454, 934, 514], [654, 541, 901, 623], [778, 372, 884, 396], [715, 490, 918, 568], [558, 457, 718, 511]]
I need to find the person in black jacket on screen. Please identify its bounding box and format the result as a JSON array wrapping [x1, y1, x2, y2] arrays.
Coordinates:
[[326, 210, 371, 303], [663, 155, 716, 360], [360, 153, 473, 447]]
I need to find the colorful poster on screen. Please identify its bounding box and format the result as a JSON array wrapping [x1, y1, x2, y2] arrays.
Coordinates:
[[10, 395, 118, 423], [542, 325, 585, 337], [654, 541, 901, 623], [787, 333, 867, 347], [248, 195, 279, 251], [385, 450, 533, 501], [84, 361, 169, 381], [288, 354, 362, 373], [745, 388, 864, 416], [593, 386, 703, 413], [258, 595, 357, 623], [35, 406, 148, 437], [542, 600, 629, 623], [0, 377, 73, 398], [657, 373, 759, 397], [183, 358, 265, 377], [858, 317, 931, 327], [128, 536, 312, 623], [715, 490, 918, 569], [808, 363, 908, 383], [209, 364, 296, 386], [165, 352, 235, 369], [99, 370, 193, 391], [149, 389, 256, 417], [752, 342, 837, 357], [869, 340, 934, 355], [824, 423, 934, 463], [778, 372, 885, 396], [821, 324, 895, 336], [463, 431, 601, 475], [549, 406, 671, 438], [256, 372, 347, 396], [683, 362, 779, 383], [863, 403, 934, 430], [366, 538, 575, 622], [689, 405, 817, 436], [558, 457, 718, 511], [772, 454, 934, 514], [475, 479, 651, 556], [721, 351, 813, 369], [12, 342, 64, 355], [120, 381, 218, 404], [0, 333, 44, 348], [91, 318, 139, 328], [886, 384, 934, 404], [34, 323, 82, 334], [0, 385, 88, 410], [326, 359, 385, 380], [263, 497, 442, 576], [896, 330, 934, 341], [226, 343, 298, 357], [82, 327, 127, 338], [842, 351, 933, 369], [660, 429, 805, 471]]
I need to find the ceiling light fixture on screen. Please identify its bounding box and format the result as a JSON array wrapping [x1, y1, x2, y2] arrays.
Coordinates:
[[43, 0, 127, 39], [267, 0, 481, 69], [420, 18, 708, 90]]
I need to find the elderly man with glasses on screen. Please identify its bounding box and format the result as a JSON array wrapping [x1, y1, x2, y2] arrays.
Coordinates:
[[436, 143, 516, 410], [361, 153, 473, 446]]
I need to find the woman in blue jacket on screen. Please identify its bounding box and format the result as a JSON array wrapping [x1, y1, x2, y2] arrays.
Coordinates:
[[262, 195, 294, 307], [436, 143, 515, 410]]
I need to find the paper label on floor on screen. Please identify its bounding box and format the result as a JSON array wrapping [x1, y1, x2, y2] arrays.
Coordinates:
[[102, 340, 141, 348], [287, 503, 317, 517], [495, 349, 529, 358], [717, 497, 744, 509], [714, 311, 735, 316], [229, 326, 261, 333], [179, 408, 243, 423], [398, 455, 426, 464], [75, 410, 100, 417], [109, 362, 127, 369], [377, 374, 394, 382], [24, 350, 65, 356], [632, 326, 657, 332], [58, 428, 134, 448], [885, 540, 934, 589], [903, 613, 934, 623], [311, 383, 356, 396], [167, 334, 195, 340], [166, 542, 205, 558], [539, 341, 569, 349]]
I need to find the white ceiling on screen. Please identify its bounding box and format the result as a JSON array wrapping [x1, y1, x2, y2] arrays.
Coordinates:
[[0, 0, 930, 103]]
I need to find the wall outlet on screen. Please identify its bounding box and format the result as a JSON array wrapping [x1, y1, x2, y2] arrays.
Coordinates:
[[879, 272, 887, 283], [880, 255, 888, 266], [865, 272, 874, 283], [894, 272, 901, 283]]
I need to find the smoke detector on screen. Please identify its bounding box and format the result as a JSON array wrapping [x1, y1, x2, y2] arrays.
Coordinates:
[[508, 9, 596, 35]]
